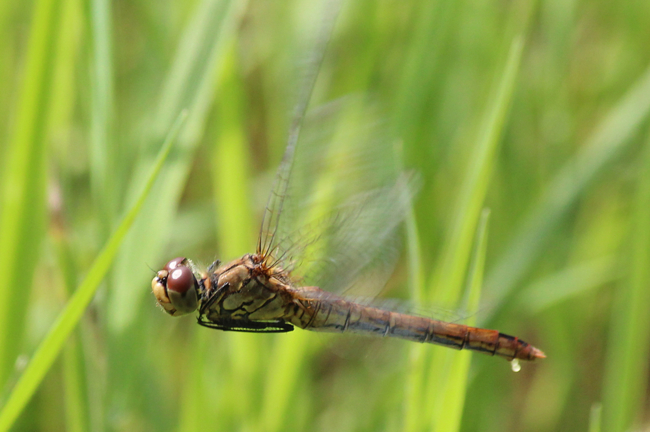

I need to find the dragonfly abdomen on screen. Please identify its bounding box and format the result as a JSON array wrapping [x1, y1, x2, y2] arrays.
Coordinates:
[[296, 296, 545, 361]]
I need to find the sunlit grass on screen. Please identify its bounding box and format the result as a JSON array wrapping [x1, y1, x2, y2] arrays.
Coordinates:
[[0, 0, 60, 392], [435, 209, 491, 432], [2, 1, 650, 431], [601, 131, 650, 432], [406, 34, 525, 432], [0, 112, 184, 431]]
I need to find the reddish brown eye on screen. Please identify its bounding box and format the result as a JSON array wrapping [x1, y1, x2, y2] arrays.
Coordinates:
[[152, 257, 199, 316], [167, 265, 195, 294], [164, 257, 186, 273]]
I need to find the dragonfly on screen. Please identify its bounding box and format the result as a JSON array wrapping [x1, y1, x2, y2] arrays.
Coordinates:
[[151, 103, 544, 363], [151, 15, 544, 364]]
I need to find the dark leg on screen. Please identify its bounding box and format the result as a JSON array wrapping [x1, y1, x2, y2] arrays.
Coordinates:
[[199, 280, 228, 317], [208, 259, 221, 274], [197, 316, 294, 333]]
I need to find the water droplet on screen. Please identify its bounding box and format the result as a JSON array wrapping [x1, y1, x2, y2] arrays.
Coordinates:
[[510, 359, 521, 372]]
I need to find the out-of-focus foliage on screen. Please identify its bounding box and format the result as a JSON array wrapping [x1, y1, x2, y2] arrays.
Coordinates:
[[1, 1, 650, 431]]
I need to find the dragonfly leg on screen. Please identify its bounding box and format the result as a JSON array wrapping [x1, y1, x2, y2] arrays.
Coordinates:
[[199, 280, 228, 317], [207, 259, 221, 274], [197, 316, 294, 333]]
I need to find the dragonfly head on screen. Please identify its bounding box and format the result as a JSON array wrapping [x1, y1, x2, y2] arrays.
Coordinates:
[[152, 257, 199, 316]]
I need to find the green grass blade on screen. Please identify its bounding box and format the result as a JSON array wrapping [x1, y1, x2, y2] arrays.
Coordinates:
[[601, 137, 650, 432], [0, 0, 62, 388], [88, 0, 117, 233], [212, 46, 257, 432], [589, 403, 602, 432], [423, 36, 525, 428], [61, 337, 88, 432], [484, 65, 650, 322], [430, 36, 524, 305], [107, 0, 247, 333], [210, 47, 256, 261], [102, 2, 246, 429], [260, 331, 312, 432], [52, 224, 89, 432], [393, 0, 449, 141], [0, 112, 185, 432], [176, 43, 258, 432], [436, 209, 490, 432], [516, 256, 619, 314], [47, 0, 87, 428], [403, 217, 427, 432]]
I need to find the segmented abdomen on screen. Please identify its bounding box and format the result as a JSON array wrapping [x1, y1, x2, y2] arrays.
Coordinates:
[[293, 295, 544, 361]]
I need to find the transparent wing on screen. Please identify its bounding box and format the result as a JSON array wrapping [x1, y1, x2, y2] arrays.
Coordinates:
[[257, 2, 338, 260], [260, 98, 419, 299], [254, 0, 411, 300]]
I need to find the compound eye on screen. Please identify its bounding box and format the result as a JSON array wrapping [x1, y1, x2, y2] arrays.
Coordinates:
[[152, 258, 199, 316], [164, 257, 186, 273], [167, 265, 195, 295]]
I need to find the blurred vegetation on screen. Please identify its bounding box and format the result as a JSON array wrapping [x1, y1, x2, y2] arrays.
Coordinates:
[[1, 1, 650, 431]]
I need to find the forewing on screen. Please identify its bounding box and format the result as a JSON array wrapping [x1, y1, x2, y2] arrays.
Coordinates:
[[257, 2, 339, 261], [265, 99, 418, 299], [253, 0, 411, 299]]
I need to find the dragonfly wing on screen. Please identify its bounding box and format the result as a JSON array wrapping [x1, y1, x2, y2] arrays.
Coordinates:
[[302, 174, 418, 297], [257, 4, 338, 260], [264, 98, 420, 299]]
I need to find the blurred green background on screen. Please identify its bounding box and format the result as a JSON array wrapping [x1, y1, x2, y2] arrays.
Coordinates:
[[2, 0, 650, 431]]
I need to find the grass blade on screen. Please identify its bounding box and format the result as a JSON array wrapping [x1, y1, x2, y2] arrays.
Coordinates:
[[589, 403, 603, 432], [0, 0, 62, 388], [0, 112, 185, 432], [176, 42, 258, 432], [516, 256, 620, 314], [423, 36, 525, 429], [430, 36, 524, 305], [484, 65, 650, 322], [88, 0, 117, 234], [101, 2, 247, 429], [212, 45, 257, 432], [51, 212, 89, 432], [403, 145, 426, 432], [258, 4, 341, 427], [601, 136, 650, 432], [107, 0, 247, 332], [436, 209, 491, 432]]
